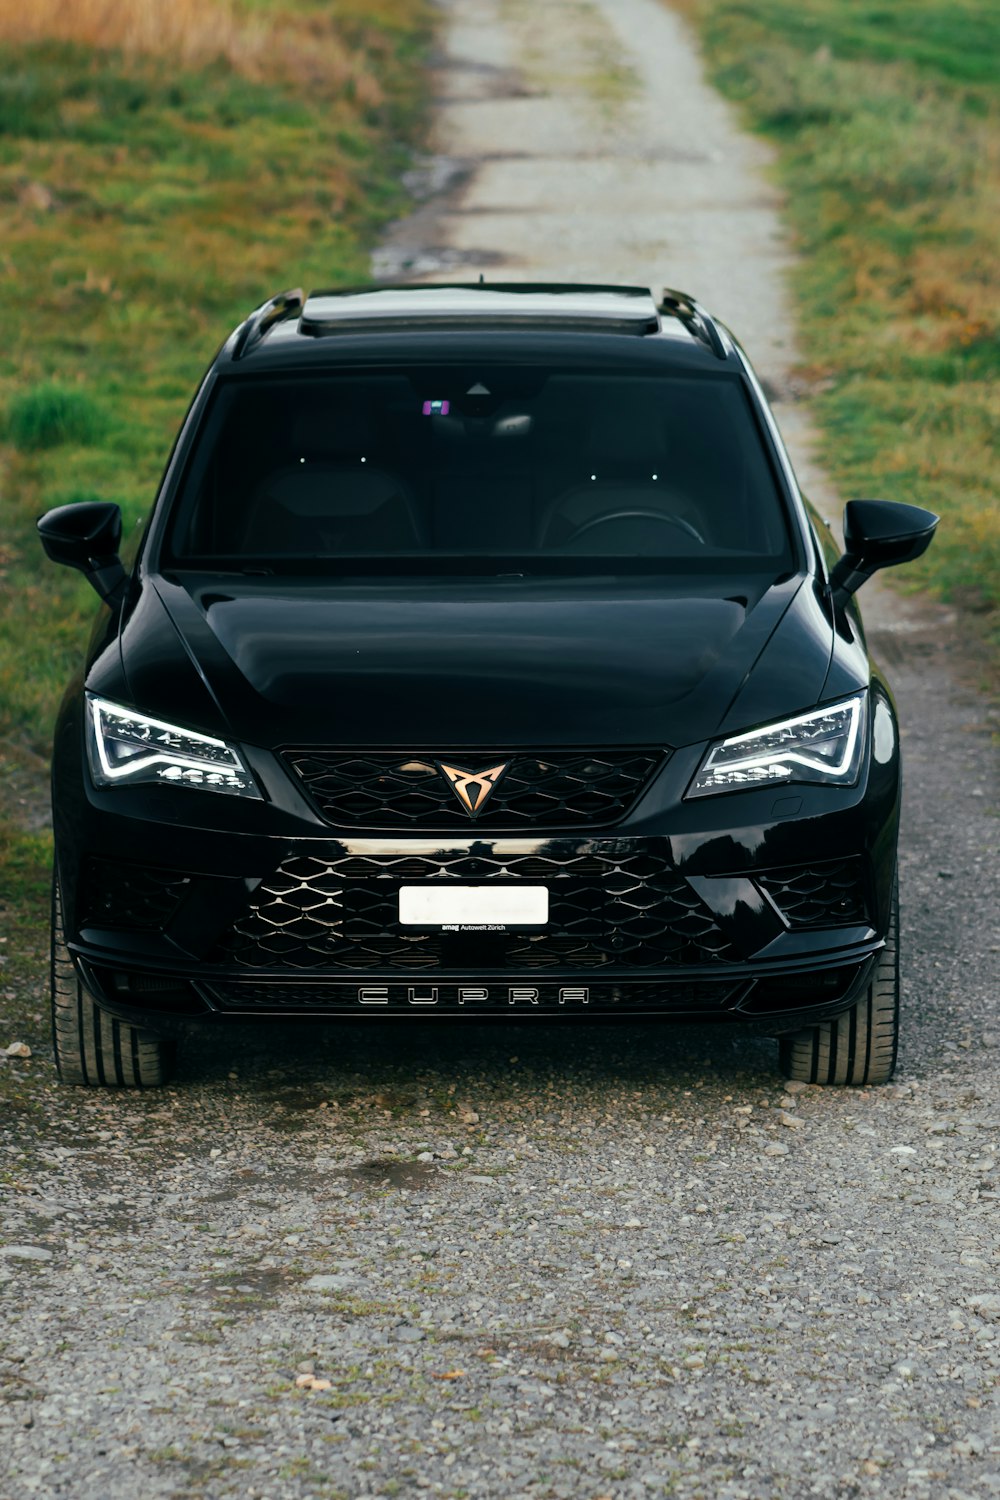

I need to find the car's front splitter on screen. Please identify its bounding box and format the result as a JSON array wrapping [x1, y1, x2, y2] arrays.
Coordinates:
[[74, 942, 878, 1036]]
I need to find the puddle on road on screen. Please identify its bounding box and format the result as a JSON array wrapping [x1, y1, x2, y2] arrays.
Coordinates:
[[345, 1157, 439, 1191]]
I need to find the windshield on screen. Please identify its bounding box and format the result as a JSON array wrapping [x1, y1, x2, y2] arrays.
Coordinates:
[[165, 368, 793, 573]]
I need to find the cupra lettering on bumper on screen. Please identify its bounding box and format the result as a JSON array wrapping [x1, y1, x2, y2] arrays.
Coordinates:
[[358, 985, 589, 1007]]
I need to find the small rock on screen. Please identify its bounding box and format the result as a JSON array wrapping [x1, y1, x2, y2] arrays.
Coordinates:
[[890, 1145, 917, 1155], [416, 1152, 435, 1163], [966, 1295, 1000, 1321], [777, 1110, 805, 1130], [0, 1246, 53, 1262], [391, 1324, 425, 1343], [763, 1142, 789, 1157], [683, 1353, 705, 1368], [4, 1042, 31, 1059], [18, 181, 59, 213], [304, 1274, 357, 1292], [458, 1107, 480, 1125], [783, 1080, 809, 1094]]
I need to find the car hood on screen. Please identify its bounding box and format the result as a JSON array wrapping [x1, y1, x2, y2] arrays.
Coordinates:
[[118, 571, 834, 750]]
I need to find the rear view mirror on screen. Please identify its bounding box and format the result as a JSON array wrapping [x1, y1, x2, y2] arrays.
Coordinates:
[[37, 501, 128, 608], [830, 499, 939, 606]]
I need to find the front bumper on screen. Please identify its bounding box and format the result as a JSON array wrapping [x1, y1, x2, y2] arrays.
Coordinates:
[[59, 831, 892, 1032], [54, 697, 900, 1033]]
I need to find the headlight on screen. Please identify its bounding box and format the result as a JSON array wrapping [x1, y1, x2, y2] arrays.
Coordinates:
[[85, 694, 262, 799], [687, 694, 866, 798]]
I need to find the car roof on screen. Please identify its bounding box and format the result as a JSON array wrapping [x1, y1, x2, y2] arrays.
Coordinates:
[[220, 282, 738, 373]]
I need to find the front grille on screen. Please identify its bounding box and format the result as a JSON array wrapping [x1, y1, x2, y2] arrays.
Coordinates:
[[758, 858, 867, 928], [281, 750, 664, 832], [80, 859, 192, 931], [202, 978, 741, 1013], [217, 848, 738, 973]]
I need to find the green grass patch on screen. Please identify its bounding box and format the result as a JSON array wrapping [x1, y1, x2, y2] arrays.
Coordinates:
[[0, 824, 50, 1098], [4, 382, 108, 450], [0, 0, 431, 760], [0, 824, 51, 973], [680, 0, 1000, 649]]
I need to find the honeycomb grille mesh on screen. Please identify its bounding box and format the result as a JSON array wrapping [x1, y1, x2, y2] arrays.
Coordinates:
[[281, 750, 663, 832], [218, 848, 738, 973], [81, 859, 192, 931], [757, 857, 868, 928]]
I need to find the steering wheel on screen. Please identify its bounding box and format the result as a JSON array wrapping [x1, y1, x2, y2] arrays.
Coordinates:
[[562, 509, 706, 547]]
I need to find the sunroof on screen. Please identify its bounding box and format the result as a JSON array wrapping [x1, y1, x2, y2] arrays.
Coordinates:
[[298, 283, 662, 337]]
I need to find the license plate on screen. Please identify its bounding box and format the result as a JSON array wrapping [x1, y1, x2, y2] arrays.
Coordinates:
[[398, 884, 549, 930]]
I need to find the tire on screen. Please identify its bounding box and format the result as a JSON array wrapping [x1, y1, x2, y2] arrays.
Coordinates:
[[778, 874, 899, 1087], [51, 880, 174, 1087]]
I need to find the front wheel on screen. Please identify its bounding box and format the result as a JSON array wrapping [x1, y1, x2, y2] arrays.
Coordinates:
[[52, 880, 174, 1087], [778, 875, 899, 1087]]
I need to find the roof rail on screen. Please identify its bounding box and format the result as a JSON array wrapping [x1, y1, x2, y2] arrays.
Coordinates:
[[232, 287, 303, 360], [658, 288, 728, 361]]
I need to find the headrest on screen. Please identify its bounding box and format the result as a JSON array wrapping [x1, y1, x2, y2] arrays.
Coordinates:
[[586, 405, 668, 466], [290, 403, 376, 457]]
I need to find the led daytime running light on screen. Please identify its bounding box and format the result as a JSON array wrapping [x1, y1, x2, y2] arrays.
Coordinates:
[[688, 695, 865, 798], [86, 694, 261, 798]]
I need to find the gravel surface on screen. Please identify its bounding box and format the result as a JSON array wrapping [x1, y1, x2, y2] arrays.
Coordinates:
[[2, 2, 998, 1497]]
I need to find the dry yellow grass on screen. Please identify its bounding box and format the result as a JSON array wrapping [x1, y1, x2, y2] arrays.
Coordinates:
[[0, 0, 245, 62], [0, 0, 384, 102]]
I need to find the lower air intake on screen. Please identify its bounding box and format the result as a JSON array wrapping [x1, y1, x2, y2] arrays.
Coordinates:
[[217, 848, 739, 973], [201, 979, 742, 1013]]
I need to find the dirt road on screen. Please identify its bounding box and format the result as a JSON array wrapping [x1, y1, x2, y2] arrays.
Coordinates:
[[2, 3, 998, 1497]]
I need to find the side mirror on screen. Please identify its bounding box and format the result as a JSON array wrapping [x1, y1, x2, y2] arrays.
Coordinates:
[[37, 501, 128, 608], [830, 499, 939, 606]]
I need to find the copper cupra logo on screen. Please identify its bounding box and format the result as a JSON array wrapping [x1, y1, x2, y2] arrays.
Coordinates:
[[437, 761, 508, 818]]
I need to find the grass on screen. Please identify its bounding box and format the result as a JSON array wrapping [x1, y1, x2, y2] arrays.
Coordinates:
[[0, 824, 50, 1109], [0, 0, 431, 763], [0, 0, 399, 104], [4, 382, 108, 450], [677, 0, 1000, 651]]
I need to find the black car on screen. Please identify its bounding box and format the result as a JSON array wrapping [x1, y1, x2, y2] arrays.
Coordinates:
[[38, 282, 937, 1088]]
